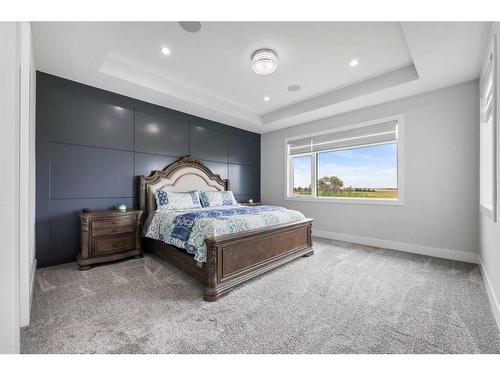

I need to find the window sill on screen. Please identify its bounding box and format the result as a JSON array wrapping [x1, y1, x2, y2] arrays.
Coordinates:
[[480, 204, 496, 222], [284, 196, 404, 206]]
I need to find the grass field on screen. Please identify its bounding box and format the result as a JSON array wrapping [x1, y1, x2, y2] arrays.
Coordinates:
[[294, 189, 398, 199]]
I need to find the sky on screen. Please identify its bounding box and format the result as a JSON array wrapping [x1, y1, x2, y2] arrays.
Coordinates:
[[293, 143, 398, 189]]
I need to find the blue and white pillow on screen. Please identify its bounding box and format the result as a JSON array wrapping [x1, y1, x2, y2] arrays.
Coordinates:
[[199, 191, 238, 207], [155, 189, 169, 208], [154, 190, 202, 211]]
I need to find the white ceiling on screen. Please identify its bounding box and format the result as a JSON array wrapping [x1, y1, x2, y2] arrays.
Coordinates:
[[32, 21, 490, 133]]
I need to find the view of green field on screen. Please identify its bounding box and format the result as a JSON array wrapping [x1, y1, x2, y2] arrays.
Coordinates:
[[318, 188, 397, 199], [293, 188, 398, 199]]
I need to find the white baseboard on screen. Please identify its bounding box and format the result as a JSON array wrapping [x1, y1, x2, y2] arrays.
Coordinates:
[[20, 258, 37, 328], [312, 229, 479, 264], [29, 258, 37, 310], [479, 258, 500, 332], [21, 259, 36, 328]]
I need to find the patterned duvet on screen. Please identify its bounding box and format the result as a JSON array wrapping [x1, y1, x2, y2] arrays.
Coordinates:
[[144, 205, 305, 263]]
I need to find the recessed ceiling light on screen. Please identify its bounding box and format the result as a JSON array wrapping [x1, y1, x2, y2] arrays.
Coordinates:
[[288, 84, 301, 92], [264, 96, 270, 102], [350, 59, 359, 67], [179, 22, 202, 33], [252, 49, 278, 75], [161, 47, 171, 56]]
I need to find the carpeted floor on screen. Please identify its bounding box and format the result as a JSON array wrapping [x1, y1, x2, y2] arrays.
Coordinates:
[[21, 237, 500, 354]]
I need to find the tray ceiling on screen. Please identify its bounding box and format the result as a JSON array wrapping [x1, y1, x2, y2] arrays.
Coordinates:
[[33, 22, 490, 133]]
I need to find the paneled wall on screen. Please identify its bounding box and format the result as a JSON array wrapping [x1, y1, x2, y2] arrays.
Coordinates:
[[36, 72, 261, 267]]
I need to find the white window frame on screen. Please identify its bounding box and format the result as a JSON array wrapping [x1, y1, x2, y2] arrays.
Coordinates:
[[288, 153, 315, 197], [284, 114, 405, 206], [479, 34, 497, 222]]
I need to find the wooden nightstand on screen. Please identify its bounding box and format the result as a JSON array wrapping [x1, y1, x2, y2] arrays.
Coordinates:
[[78, 210, 143, 270]]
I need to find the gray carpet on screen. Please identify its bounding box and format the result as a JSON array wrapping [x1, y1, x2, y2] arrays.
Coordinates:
[[21, 237, 500, 354]]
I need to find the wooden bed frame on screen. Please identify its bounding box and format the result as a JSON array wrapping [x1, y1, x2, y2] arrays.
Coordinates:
[[138, 155, 313, 301]]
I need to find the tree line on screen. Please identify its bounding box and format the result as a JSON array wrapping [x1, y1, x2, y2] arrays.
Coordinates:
[[294, 176, 377, 193]]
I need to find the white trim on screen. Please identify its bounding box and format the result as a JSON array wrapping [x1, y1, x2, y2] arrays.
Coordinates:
[[311, 152, 317, 197], [479, 257, 500, 332], [19, 21, 34, 328], [285, 196, 403, 206], [0, 21, 21, 354], [479, 34, 497, 223], [480, 204, 495, 220], [312, 229, 479, 264], [29, 259, 37, 310], [492, 34, 498, 223], [284, 114, 405, 206]]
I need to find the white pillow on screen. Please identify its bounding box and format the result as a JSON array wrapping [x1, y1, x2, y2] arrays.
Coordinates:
[[199, 191, 238, 207], [154, 190, 202, 211]]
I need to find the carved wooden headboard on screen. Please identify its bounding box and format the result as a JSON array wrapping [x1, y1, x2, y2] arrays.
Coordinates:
[[138, 155, 229, 221]]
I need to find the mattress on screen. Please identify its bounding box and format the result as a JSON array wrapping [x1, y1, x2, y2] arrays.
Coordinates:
[[144, 205, 306, 263]]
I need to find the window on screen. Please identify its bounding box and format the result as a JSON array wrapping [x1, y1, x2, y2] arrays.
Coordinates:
[[480, 39, 497, 221], [291, 155, 312, 196], [317, 143, 398, 199], [286, 115, 403, 205]]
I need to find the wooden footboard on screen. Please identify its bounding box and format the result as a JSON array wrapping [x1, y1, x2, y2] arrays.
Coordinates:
[[203, 218, 313, 301], [144, 219, 313, 301]]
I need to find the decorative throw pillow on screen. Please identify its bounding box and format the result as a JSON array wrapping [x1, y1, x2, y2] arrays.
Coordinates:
[[154, 190, 202, 211], [167, 191, 202, 210], [154, 189, 169, 209], [199, 191, 238, 207]]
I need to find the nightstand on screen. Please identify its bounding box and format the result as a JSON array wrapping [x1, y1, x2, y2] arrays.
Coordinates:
[[240, 202, 262, 206], [78, 210, 143, 270]]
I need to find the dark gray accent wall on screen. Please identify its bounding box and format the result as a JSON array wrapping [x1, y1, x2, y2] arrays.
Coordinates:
[[36, 72, 261, 267]]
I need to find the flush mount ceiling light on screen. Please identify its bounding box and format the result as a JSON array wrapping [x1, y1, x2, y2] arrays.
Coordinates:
[[251, 49, 278, 75], [264, 96, 270, 101], [161, 47, 171, 55], [349, 59, 359, 67]]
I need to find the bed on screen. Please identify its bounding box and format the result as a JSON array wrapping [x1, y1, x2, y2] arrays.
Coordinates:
[[138, 155, 313, 301]]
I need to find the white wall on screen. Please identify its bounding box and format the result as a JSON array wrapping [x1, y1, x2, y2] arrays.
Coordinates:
[[19, 21, 37, 327], [0, 22, 21, 353], [479, 22, 500, 329], [0, 21, 36, 352], [262, 81, 479, 263]]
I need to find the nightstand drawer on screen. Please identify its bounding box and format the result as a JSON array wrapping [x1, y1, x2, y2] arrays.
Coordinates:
[[93, 226, 133, 237], [93, 234, 134, 255], [92, 217, 135, 230]]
